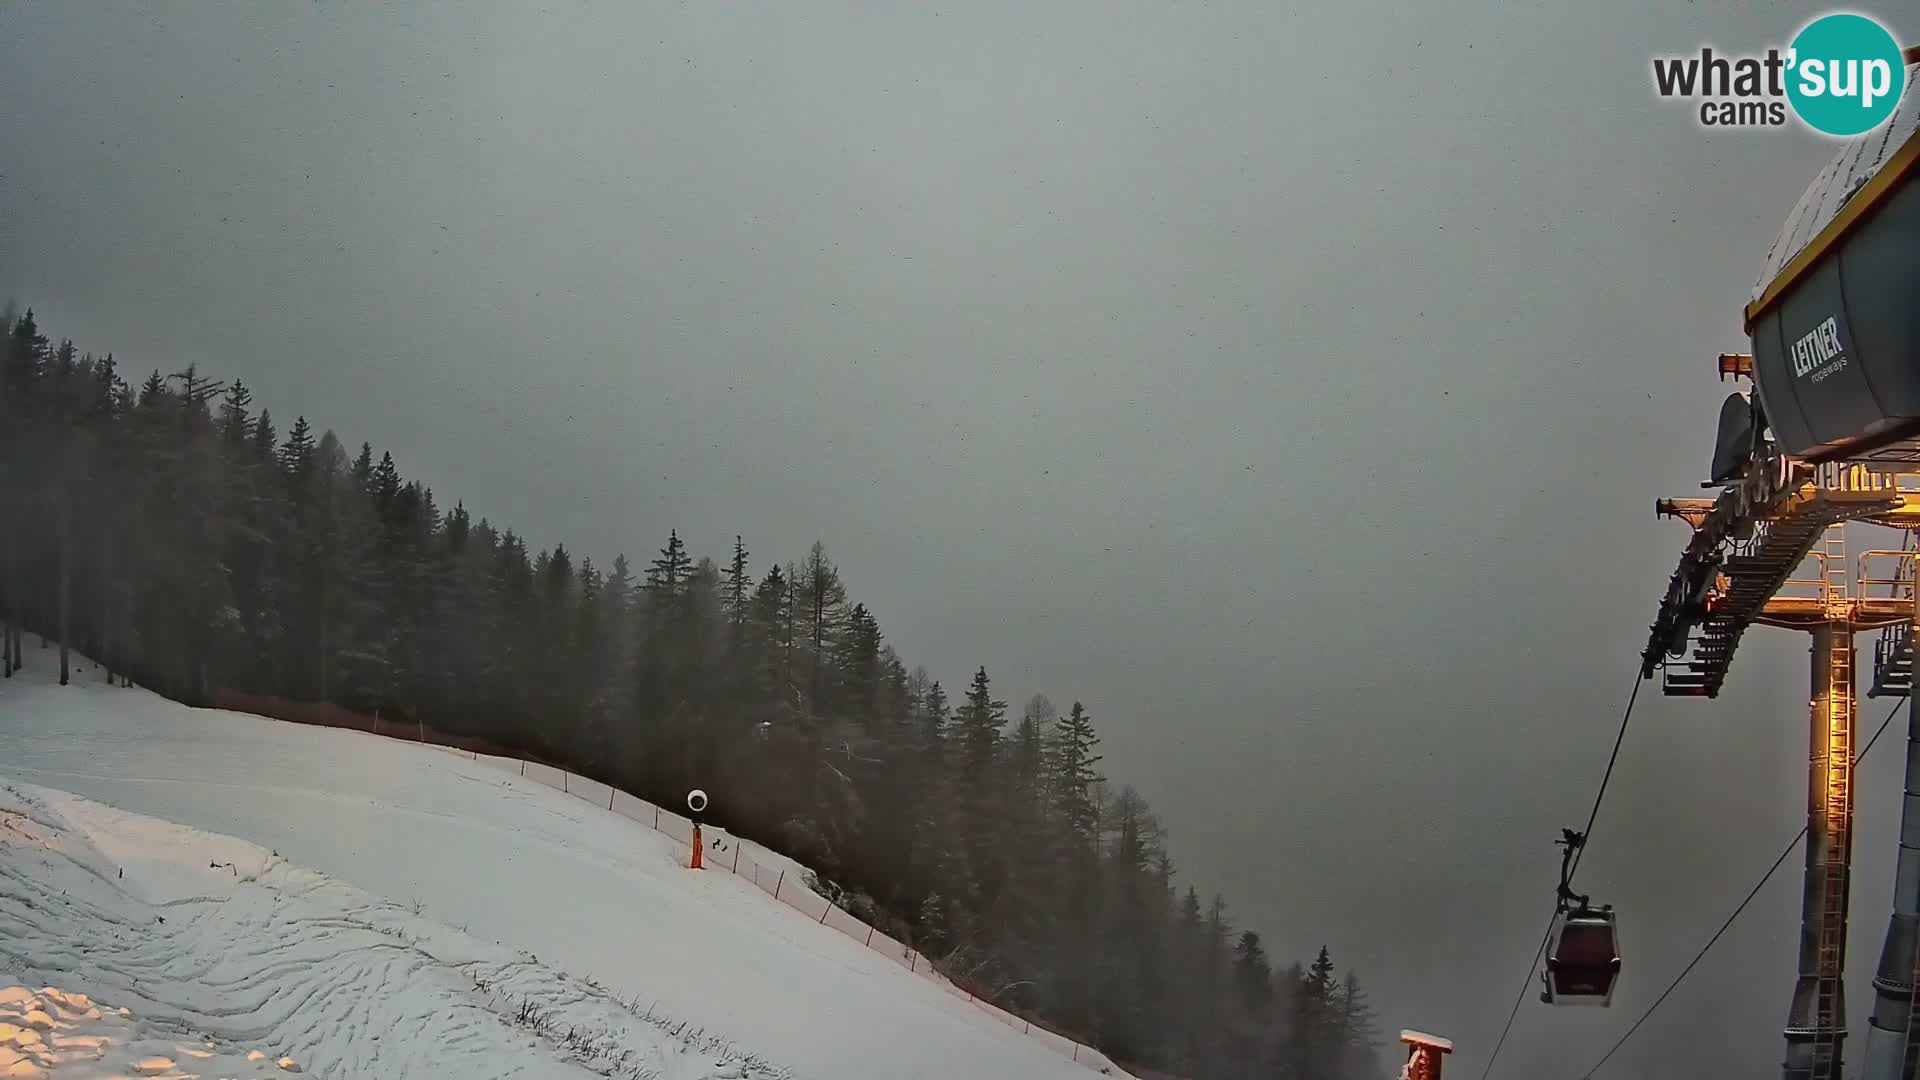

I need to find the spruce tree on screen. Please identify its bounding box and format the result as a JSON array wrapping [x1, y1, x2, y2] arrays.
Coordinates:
[[351, 442, 376, 497], [749, 564, 793, 709], [1232, 930, 1272, 1011], [1049, 701, 1103, 844], [954, 665, 1006, 782], [646, 528, 691, 597], [252, 410, 277, 458], [721, 534, 751, 630], [217, 379, 253, 444], [278, 416, 316, 480]]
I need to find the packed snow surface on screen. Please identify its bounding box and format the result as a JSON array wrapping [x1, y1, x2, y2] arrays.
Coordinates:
[[0, 982, 291, 1080], [0, 782, 777, 1079], [0, 659, 1119, 1079]]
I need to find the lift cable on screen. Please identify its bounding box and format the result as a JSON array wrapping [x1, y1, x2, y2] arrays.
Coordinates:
[[1478, 919, 1554, 1080], [1575, 694, 1911, 1078], [1479, 671, 1647, 1080]]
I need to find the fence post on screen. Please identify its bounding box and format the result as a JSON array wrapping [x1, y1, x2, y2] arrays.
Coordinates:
[[731, 843, 740, 873], [654, 806, 660, 829], [609, 788, 615, 811], [1073, 1045, 1079, 1063], [563, 771, 568, 793], [864, 926, 873, 947], [910, 953, 916, 973], [521, 758, 526, 776], [774, 869, 783, 899]]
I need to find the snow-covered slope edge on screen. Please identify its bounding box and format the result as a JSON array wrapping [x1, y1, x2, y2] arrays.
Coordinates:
[[0, 660, 1127, 1080], [0, 782, 786, 1080]]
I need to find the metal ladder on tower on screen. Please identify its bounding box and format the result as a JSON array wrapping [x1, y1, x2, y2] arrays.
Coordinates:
[[1816, 524, 1854, 1077], [1825, 524, 1850, 611], [1901, 528, 1920, 1079], [1872, 531, 1917, 698]]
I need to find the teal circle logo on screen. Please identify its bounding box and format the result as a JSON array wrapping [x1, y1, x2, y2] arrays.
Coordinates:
[[1786, 13, 1906, 136]]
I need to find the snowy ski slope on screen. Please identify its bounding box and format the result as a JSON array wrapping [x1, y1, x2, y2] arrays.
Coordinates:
[[0, 658, 1124, 1080], [0, 783, 774, 1079]]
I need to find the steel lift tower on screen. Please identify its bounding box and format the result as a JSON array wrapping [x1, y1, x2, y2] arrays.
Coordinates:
[[1639, 55, 1918, 1080], [1653, 451, 1912, 1078]]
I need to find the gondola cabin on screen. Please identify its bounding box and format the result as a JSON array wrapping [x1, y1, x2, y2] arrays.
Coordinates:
[[1540, 907, 1621, 1006]]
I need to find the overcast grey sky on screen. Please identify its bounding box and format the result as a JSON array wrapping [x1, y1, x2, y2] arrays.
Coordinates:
[[4, 2, 1911, 1075]]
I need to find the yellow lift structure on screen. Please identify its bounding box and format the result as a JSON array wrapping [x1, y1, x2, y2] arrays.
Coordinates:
[[1647, 356, 1920, 1079]]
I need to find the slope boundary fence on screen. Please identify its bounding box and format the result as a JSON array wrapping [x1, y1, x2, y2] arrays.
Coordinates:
[[208, 689, 1130, 1078]]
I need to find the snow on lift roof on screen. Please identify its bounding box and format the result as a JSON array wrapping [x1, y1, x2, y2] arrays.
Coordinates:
[[1400, 1030, 1454, 1051], [1749, 57, 1919, 312]]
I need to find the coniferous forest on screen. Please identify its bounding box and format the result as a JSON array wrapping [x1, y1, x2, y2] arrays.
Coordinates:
[[0, 308, 1386, 1079]]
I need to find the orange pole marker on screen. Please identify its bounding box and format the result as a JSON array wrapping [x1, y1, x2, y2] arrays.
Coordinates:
[[691, 822, 703, 869]]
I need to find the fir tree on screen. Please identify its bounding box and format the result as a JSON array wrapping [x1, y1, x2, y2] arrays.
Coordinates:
[[647, 528, 692, 597], [217, 379, 253, 444], [722, 534, 751, 630], [1232, 930, 1272, 1011], [1049, 701, 1104, 843]]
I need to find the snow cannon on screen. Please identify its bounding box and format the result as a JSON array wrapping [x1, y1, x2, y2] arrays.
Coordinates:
[[1746, 50, 1920, 465], [686, 789, 708, 869]]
